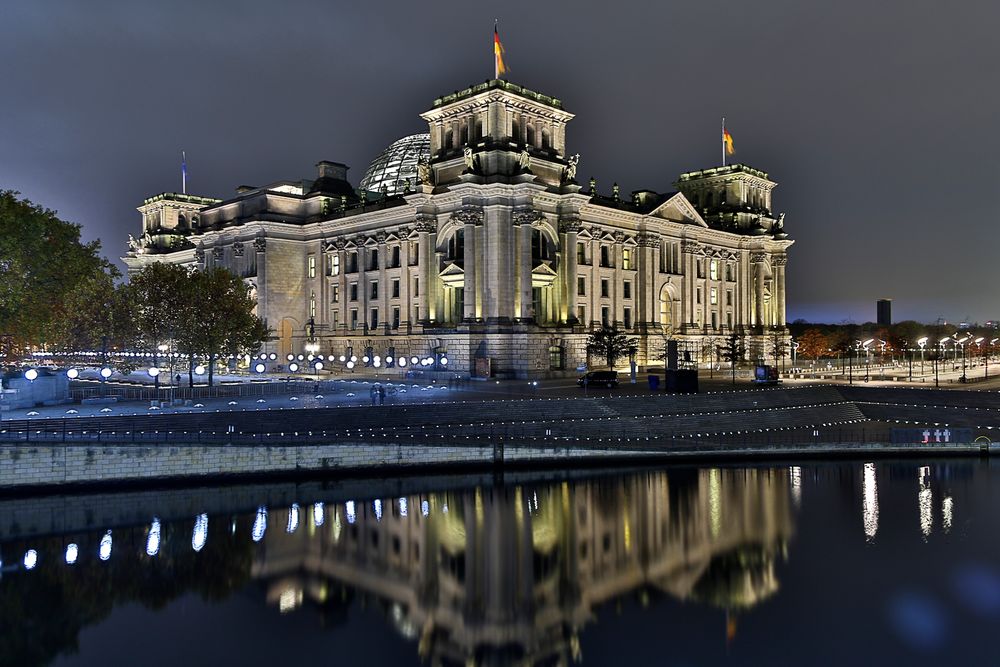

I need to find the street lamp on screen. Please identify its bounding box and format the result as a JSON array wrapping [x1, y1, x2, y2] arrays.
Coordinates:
[[862, 339, 874, 382], [957, 335, 971, 382], [917, 337, 928, 377]]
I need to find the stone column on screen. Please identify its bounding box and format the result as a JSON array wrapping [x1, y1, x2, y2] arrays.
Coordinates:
[[636, 233, 657, 328], [681, 240, 699, 331], [774, 255, 787, 327], [456, 210, 482, 321], [560, 216, 581, 323], [377, 233, 388, 334], [415, 215, 436, 323], [253, 237, 267, 324], [751, 252, 767, 330], [399, 231, 411, 331], [613, 232, 624, 327], [513, 210, 538, 321]]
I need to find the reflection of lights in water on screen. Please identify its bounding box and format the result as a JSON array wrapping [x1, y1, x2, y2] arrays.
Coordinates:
[[942, 496, 953, 534], [790, 466, 802, 507], [709, 469, 722, 538], [332, 509, 342, 542], [146, 518, 161, 556], [623, 510, 632, 553], [442, 503, 449, 514], [65, 543, 79, 565], [278, 587, 303, 614], [346, 501, 356, 524], [391, 602, 418, 639], [919, 467, 933, 540], [863, 462, 879, 542], [287, 504, 300, 533], [99, 532, 112, 561], [24, 549, 38, 570], [398, 498, 407, 517], [192, 514, 208, 552], [532, 491, 539, 512], [231, 520, 237, 535], [420, 500, 429, 517], [373, 499, 383, 522], [313, 502, 325, 527], [252, 507, 268, 542]]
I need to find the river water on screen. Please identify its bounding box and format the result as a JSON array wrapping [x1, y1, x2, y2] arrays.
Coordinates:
[[2, 459, 998, 666]]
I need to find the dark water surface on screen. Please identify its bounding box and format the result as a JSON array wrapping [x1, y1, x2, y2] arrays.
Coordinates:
[[2, 459, 999, 666]]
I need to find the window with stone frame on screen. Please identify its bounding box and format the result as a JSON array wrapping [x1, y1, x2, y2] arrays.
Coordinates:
[[368, 248, 379, 271], [601, 279, 609, 298], [370, 281, 378, 300], [623, 281, 631, 299], [331, 254, 340, 276], [350, 309, 358, 330], [390, 245, 400, 268], [622, 249, 632, 270], [600, 245, 610, 268], [392, 307, 400, 329], [332, 284, 339, 303], [624, 307, 632, 329], [392, 278, 400, 298], [577, 242, 586, 265], [308, 255, 316, 279], [347, 251, 358, 273], [710, 259, 718, 281], [549, 345, 564, 370], [577, 276, 586, 296], [350, 283, 358, 301]]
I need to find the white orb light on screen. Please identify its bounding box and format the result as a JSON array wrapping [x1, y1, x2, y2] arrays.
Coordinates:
[[147, 367, 160, 378], [314, 361, 324, 371], [289, 363, 299, 372], [24, 368, 38, 381], [346, 361, 355, 369], [66, 368, 79, 379], [100, 367, 112, 379], [398, 358, 407, 367], [254, 362, 266, 374]]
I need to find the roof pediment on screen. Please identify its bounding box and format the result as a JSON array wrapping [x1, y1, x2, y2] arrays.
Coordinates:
[[646, 192, 708, 228]]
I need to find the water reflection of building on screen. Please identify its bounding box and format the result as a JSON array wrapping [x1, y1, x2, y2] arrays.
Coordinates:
[[253, 469, 794, 665]]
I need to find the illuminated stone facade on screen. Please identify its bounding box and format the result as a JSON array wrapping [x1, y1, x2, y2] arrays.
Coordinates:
[[124, 79, 793, 377]]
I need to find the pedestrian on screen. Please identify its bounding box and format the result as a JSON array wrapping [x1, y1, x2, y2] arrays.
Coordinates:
[[370, 385, 377, 406], [378, 385, 385, 405]]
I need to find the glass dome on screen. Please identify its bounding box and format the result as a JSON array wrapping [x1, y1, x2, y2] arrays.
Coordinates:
[[359, 133, 430, 196]]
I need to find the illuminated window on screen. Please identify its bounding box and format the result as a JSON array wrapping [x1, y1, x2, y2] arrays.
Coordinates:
[[710, 287, 718, 305], [332, 285, 339, 303], [308, 255, 316, 278], [331, 254, 340, 276], [310, 291, 316, 317], [622, 249, 631, 270], [710, 260, 718, 281], [577, 242, 586, 265]]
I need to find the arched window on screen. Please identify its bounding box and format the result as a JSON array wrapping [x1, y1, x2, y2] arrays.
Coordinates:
[[531, 229, 550, 262], [541, 127, 551, 150], [177, 213, 187, 229], [526, 125, 535, 147], [512, 118, 521, 143], [447, 229, 464, 261]]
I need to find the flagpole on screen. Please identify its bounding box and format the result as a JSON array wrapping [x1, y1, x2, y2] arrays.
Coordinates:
[[494, 19, 499, 80], [182, 150, 187, 194], [721, 117, 726, 167]]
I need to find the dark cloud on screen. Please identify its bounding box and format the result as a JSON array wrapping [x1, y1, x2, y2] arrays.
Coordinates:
[[2, 0, 997, 324]]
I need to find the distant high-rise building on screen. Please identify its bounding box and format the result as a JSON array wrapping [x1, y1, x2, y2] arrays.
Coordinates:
[[877, 299, 892, 326]]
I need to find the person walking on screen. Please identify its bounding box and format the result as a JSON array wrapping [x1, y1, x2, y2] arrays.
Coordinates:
[[370, 385, 377, 406], [378, 385, 385, 405]]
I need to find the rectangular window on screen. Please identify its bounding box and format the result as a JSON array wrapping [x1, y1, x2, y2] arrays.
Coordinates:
[[711, 312, 718, 329], [710, 287, 718, 305], [697, 260, 705, 279], [409, 242, 419, 266], [392, 307, 400, 329], [710, 259, 718, 281], [577, 242, 586, 265], [623, 281, 632, 299], [370, 281, 378, 300], [577, 305, 586, 322], [332, 311, 339, 329], [350, 283, 358, 301], [332, 284, 339, 303], [309, 291, 316, 317], [601, 306, 610, 327], [697, 288, 702, 304], [368, 248, 379, 271], [370, 308, 379, 329], [391, 246, 400, 268], [308, 255, 316, 279], [727, 312, 733, 328], [624, 307, 632, 329], [577, 276, 586, 296], [350, 309, 358, 330], [600, 245, 610, 267], [601, 279, 609, 298], [347, 252, 358, 273], [331, 254, 340, 276], [726, 290, 733, 306], [414, 305, 420, 321], [392, 278, 400, 298], [726, 263, 733, 281], [622, 249, 631, 270]]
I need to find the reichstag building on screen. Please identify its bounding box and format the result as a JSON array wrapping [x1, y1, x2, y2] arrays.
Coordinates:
[[124, 79, 792, 378]]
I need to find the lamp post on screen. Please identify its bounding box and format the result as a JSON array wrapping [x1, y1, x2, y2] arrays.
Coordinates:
[[917, 337, 928, 378], [958, 335, 970, 383], [862, 339, 874, 383], [989, 338, 998, 379]]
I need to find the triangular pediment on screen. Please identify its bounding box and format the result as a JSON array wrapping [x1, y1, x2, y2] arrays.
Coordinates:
[[647, 192, 708, 227], [439, 262, 464, 277]]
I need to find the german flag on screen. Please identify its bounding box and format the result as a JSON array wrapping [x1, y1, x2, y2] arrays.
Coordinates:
[[723, 128, 735, 155], [494, 24, 507, 79]]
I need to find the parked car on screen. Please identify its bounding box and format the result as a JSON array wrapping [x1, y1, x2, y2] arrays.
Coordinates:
[[577, 370, 619, 388]]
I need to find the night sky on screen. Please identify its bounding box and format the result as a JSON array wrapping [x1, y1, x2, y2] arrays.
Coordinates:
[[2, 0, 997, 324]]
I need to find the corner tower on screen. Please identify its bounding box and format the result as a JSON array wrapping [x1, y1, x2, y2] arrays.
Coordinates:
[[419, 80, 576, 188]]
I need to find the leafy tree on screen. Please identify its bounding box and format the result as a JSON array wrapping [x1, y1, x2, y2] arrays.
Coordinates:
[[586, 326, 639, 369], [796, 328, 830, 360], [0, 190, 110, 359], [176, 268, 270, 386], [716, 333, 745, 385], [123, 263, 192, 385], [50, 270, 139, 372]]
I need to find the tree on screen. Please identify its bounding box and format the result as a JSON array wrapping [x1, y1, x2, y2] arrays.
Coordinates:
[[0, 190, 110, 359], [716, 333, 745, 385], [50, 269, 139, 372], [586, 326, 639, 369], [123, 263, 192, 386], [796, 328, 830, 360], [176, 268, 270, 386]]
